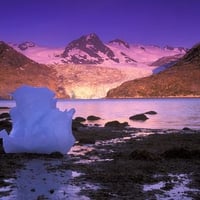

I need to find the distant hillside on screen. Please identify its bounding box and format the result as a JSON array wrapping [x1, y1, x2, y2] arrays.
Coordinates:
[[0, 41, 68, 99], [106, 43, 200, 98]]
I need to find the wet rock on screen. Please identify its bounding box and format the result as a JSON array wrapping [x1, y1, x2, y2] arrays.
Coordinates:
[[162, 147, 192, 159], [0, 107, 10, 110], [191, 150, 200, 159], [161, 182, 174, 191], [37, 195, 48, 200], [129, 114, 148, 121], [49, 189, 55, 194], [78, 137, 96, 144], [49, 152, 64, 158], [182, 127, 192, 131], [129, 150, 159, 161], [0, 139, 5, 153], [0, 112, 10, 119], [74, 116, 86, 123], [87, 115, 101, 121], [0, 120, 12, 132], [104, 120, 129, 128], [72, 120, 87, 131], [145, 111, 157, 115]]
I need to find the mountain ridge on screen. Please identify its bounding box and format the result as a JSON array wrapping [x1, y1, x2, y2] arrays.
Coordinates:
[[0, 41, 68, 99], [10, 33, 186, 66], [106, 43, 200, 98], [0, 33, 195, 99]]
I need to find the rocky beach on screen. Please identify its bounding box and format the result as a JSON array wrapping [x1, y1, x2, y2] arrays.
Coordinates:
[[0, 108, 200, 199]]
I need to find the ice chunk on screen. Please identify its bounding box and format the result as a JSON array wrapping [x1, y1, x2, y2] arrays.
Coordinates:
[[0, 85, 75, 154]]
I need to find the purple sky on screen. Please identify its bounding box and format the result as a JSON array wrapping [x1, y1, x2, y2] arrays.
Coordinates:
[[0, 0, 200, 48]]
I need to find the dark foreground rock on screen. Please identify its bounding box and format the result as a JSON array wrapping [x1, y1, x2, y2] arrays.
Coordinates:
[[74, 116, 86, 123], [87, 115, 101, 121], [0, 113, 10, 119], [145, 111, 157, 115], [129, 114, 149, 121], [0, 107, 10, 110], [0, 125, 200, 200], [104, 120, 129, 128], [0, 120, 12, 132], [72, 129, 200, 200]]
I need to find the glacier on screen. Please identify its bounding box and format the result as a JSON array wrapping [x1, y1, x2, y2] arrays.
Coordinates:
[[0, 85, 75, 154]]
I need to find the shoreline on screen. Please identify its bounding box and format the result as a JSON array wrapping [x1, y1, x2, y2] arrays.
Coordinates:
[[0, 125, 200, 199], [1, 95, 200, 101]]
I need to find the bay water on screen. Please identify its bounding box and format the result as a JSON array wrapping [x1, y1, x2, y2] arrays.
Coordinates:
[[1, 98, 200, 130]]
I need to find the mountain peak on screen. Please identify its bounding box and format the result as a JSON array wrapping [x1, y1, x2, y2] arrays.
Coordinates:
[[181, 42, 200, 63], [85, 33, 99, 41], [164, 45, 187, 53], [62, 33, 119, 64], [0, 41, 34, 67], [0, 41, 61, 99], [18, 41, 35, 51], [108, 39, 130, 48]]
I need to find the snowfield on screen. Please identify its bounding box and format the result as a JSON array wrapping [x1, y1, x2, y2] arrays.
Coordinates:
[[10, 38, 186, 98]]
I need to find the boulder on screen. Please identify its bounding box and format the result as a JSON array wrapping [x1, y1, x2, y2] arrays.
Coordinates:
[[0, 107, 10, 110], [72, 120, 87, 131], [162, 147, 192, 159], [129, 114, 148, 121], [87, 115, 101, 121], [145, 111, 157, 115], [105, 120, 129, 128], [0, 112, 10, 119], [0, 120, 12, 132], [74, 116, 86, 123], [182, 127, 192, 131], [129, 150, 159, 161]]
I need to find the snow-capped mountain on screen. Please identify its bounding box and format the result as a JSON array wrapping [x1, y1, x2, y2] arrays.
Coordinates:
[[11, 42, 64, 64], [0, 41, 61, 99], [7, 34, 188, 98], [11, 33, 187, 66], [62, 33, 119, 64], [62, 33, 186, 65], [18, 41, 36, 50], [107, 42, 186, 65], [106, 43, 200, 98]]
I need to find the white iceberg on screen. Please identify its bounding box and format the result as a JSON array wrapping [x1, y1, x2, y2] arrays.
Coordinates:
[[0, 85, 75, 154]]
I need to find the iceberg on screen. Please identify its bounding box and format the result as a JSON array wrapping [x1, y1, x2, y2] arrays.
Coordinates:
[[0, 85, 75, 154]]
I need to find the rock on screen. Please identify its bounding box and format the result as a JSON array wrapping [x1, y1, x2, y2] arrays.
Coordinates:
[[49, 152, 63, 158], [74, 116, 86, 123], [0, 120, 12, 132], [104, 120, 129, 128], [0, 107, 10, 109], [182, 127, 192, 131], [145, 111, 157, 115], [129, 150, 159, 161], [129, 114, 148, 121], [0, 139, 5, 153], [72, 120, 87, 131], [162, 147, 192, 159], [78, 137, 96, 144], [0, 112, 10, 119], [87, 115, 101, 121]]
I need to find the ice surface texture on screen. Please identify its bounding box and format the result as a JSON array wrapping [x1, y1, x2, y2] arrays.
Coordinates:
[[0, 85, 75, 154]]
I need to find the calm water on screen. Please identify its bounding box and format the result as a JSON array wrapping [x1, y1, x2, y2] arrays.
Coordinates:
[[1, 98, 200, 130]]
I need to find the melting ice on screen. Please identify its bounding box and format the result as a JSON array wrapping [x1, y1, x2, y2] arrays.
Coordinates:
[[0, 85, 75, 154]]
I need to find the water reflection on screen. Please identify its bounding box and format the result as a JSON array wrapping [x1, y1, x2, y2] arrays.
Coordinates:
[[58, 98, 200, 130], [143, 174, 200, 200], [1, 159, 89, 200]]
